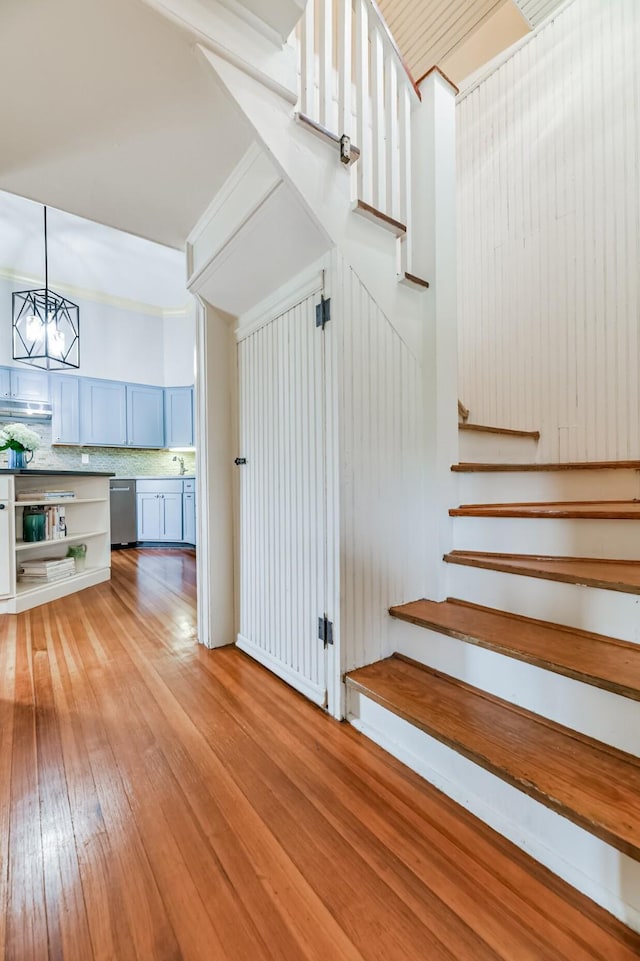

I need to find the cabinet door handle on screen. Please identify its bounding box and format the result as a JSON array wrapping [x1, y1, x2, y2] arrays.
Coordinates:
[[0, 503, 5, 510]]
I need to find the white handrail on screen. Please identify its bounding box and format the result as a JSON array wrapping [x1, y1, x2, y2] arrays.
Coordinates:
[[294, 0, 419, 255]]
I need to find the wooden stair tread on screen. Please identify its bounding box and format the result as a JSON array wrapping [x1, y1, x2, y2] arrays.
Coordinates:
[[453, 460, 640, 472], [389, 598, 640, 700], [459, 423, 540, 438], [346, 655, 640, 859], [445, 551, 640, 595], [450, 500, 640, 519]]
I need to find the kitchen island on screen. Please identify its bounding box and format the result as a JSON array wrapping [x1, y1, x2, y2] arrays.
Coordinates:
[[0, 469, 113, 614]]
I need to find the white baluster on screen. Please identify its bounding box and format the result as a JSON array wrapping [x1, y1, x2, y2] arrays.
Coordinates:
[[338, 0, 353, 139], [371, 27, 386, 210], [399, 81, 412, 272], [385, 53, 399, 219], [300, 0, 316, 117], [355, 0, 371, 203], [318, 0, 333, 129]]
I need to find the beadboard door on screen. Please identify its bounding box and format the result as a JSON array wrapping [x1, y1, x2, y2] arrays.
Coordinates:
[[236, 286, 329, 707]]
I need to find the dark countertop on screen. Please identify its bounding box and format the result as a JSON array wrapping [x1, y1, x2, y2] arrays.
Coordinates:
[[0, 469, 115, 476]]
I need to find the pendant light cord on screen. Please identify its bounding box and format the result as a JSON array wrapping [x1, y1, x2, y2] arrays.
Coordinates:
[[44, 206, 48, 316]]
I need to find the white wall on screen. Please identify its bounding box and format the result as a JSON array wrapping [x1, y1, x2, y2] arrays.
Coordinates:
[[0, 275, 193, 386], [457, 0, 640, 462], [163, 307, 197, 386]]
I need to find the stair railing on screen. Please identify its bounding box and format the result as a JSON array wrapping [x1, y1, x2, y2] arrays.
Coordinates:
[[295, 0, 420, 238]]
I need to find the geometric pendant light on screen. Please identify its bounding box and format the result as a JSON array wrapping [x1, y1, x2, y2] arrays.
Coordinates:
[[12, 206, 80, 370]]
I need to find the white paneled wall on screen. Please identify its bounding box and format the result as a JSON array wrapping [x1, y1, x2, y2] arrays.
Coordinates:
[[457, 0, 640, 462], [334, 253, 427, 671]]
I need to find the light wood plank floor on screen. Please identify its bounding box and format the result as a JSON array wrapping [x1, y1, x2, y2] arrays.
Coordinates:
[[1, 548, 639, 961]]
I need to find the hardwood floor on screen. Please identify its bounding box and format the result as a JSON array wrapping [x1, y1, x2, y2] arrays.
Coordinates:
[[1, 549, 639, 961]]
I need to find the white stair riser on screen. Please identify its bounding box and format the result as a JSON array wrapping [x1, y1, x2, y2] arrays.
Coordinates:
[[453, 515, 640, 560], [347, 689, 640, 934], [390, 618, 640, 754], [456, 468, 640, 505], [446, 562, 640, 645], [458, 431, 538, 464]]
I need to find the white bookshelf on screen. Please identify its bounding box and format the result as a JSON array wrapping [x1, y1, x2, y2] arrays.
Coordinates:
[[0, 473, 112, 614]]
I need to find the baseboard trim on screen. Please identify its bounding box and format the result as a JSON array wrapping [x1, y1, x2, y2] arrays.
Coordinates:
[[236, 633, 326, 706]]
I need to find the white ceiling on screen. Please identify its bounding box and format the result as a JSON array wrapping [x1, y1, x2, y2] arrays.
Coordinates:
[[0, 0, 253, 251], [0, 190, 188, 309]]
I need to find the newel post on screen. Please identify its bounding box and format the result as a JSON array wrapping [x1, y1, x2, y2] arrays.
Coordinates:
[[413, 67, 459, 597]]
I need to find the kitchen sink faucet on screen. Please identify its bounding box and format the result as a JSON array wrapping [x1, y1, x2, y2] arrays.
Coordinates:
[[172, 455, 186, 476]]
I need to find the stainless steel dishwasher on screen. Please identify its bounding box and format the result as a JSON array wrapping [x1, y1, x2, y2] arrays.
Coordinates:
[[109, 478, 138, 547]]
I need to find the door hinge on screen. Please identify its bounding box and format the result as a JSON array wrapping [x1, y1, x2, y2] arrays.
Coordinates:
[[315, 296, 331, 330], [234, 457, 247, 466], [318, 615, 333, 646]]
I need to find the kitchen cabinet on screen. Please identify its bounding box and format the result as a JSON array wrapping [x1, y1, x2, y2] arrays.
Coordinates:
[[80, 379, 127, 446], [51, 376, 80, 444], [127, 384, 164, 448], [136, 479, 183, 541], [0, 479, 12, 598], [0, 365, 50, 402], [49, 374, 196, 450], [79, 379, 164, 448], [183, 480, 196, 545], [164, 387, 194, 448]]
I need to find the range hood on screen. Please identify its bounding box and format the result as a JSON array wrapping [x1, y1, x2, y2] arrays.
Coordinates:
[[0, 398, 52, 421]]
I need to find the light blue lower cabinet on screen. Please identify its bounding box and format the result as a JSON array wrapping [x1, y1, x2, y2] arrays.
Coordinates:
[[183, 492, 196, 545], [136, 480, 184, 542]]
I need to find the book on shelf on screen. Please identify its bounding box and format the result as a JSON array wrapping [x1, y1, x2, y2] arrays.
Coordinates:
[[20, 556, 74, 568], [19, 570, 75, 583], [44, 504, 66, 540], [17, 491, 76, 501], [19, 557, 77, 583]]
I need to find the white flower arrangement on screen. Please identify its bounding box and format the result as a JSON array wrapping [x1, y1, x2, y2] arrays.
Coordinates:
[[0, 422, 41, 452]]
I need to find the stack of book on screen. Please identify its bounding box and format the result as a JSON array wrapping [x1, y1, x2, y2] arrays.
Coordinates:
[[19, 557, 77, 584]]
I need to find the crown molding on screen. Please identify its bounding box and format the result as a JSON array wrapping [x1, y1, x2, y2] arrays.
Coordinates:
[[0, 266, 189, 318]]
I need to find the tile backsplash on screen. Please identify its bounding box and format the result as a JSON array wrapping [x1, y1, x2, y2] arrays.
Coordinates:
[[5, 421, 196, 477]]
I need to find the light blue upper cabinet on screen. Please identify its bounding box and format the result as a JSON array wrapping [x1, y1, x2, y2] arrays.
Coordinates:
[[51, 376, 80, 445], [0, 368, 11, 398], [10, 367, 50, 402], [164, 386, 194, 448], [0, 365, 50, 402], [80, 379, 127, 447], [127, 384, 165, 448]]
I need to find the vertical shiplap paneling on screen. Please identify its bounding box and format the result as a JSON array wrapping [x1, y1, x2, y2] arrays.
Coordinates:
[[457, 0, 640, 462], [237, 292, 328, 705], [334, 253, 427, 671]]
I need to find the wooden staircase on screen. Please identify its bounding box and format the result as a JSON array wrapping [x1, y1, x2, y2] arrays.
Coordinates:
[[346, 449, 640, 930]]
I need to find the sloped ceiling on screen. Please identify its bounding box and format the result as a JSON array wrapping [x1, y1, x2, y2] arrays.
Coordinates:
[[0, 0, 253, 250], [376, 0, 568, 82]]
